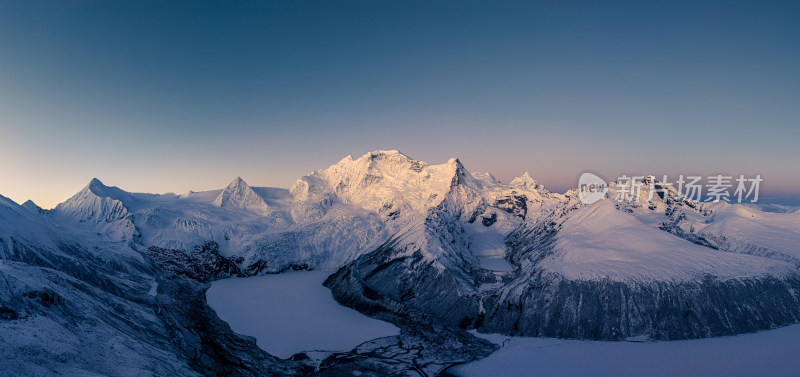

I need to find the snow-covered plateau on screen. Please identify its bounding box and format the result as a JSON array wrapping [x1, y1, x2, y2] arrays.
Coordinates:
[[2, 149, 800, 376]]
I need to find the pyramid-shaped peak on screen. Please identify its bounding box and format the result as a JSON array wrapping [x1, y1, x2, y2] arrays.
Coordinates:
[[52, 178, 134, 231], [85, 177, 109, 193], [22, 199, 39, 207], [214, 176, 269, 213], [21, 200, 44, 214], [78, 178, 133, 202], [447, 157, 481, 189], [226, 176, 249, 188]]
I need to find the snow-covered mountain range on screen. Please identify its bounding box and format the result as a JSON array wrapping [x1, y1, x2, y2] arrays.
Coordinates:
[[3, 149, 800, 375]]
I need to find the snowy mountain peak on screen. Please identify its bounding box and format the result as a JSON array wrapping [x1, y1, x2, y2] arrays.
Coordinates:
[[364, 149, 409, 160], [449, 158, 474, 183], [57, 178, 133, 211], [51, 178, 138, 242], [8, 149, 800, 354], [288, 151, 485, 217], [78, 178, 135, 203], [510, 172, 539, 190], [21, 200, 44, 214], [213, 177, 270, 214], [355, 150, 417, 171], [85, 177, 111, 196]]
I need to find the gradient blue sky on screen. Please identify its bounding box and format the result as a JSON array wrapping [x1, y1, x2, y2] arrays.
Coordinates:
[[1, 0, 799, 208]]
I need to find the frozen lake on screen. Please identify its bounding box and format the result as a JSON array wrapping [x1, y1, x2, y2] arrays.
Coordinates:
[[450, 325, 800, 377], [206, 270, 399, 359]]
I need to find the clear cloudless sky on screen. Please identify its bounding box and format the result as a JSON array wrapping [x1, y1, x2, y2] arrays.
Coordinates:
[[1, 0, 798, 208]]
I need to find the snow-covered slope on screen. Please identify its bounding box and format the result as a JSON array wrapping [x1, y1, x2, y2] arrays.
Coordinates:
[[751, 194, 800, 213], [672, 202, 800, 266], [2, 151, 511, 375], [51, 178, 140, 243], [541, 199, 792, 282], [5, 148, 800, 371], [326, 170, 800, 341], [0, 193, 303, 376]]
